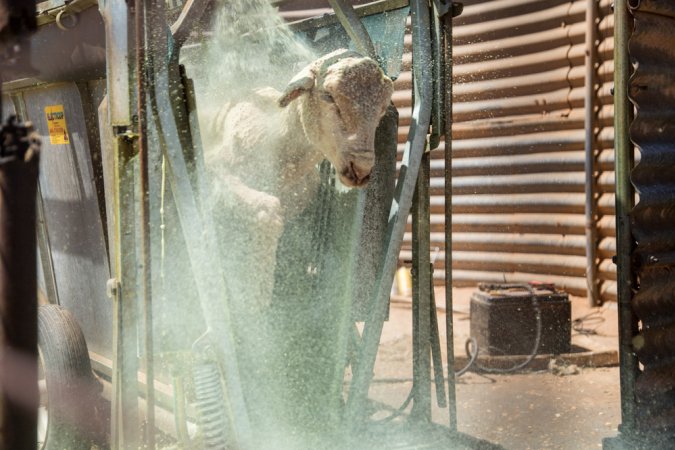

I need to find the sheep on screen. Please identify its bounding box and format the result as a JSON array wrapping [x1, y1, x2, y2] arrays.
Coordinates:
[[202, 48, 394, 311]]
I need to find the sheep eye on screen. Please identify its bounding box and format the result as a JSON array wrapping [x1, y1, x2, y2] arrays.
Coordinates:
[[320, 92, 335, 103]]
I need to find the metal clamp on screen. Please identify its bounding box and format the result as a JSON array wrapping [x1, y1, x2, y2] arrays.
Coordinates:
[[432, 0, 464, 18], [55, 8, 79, 31], [106, 278, 120, 299]]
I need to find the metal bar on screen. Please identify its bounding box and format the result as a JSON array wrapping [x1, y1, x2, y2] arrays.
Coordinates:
[[584, 0, 600, 306], [613, 0, 638, 435], [111, 132, 140, 449], [411, 149, 432, 423], [429, 267, 447, 409], [100, 0, 131, 126], [0, 145, 40, 450], [172, 373, 190, 445], [170, 0, 212, 48], [346, 0, 433, 426], [35, 178, 60, 306], [429, 1, 443, 150], [134, 0, 155, 447], [442, 5, 457, 433], [327, 0, 377, 61], [288, 0, 409, 33]]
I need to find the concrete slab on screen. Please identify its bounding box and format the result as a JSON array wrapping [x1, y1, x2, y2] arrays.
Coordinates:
[[358, 286, 622, 449]]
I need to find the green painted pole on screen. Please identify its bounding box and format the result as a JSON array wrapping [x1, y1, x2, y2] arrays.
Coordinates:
[[613, 0, 638, 436]]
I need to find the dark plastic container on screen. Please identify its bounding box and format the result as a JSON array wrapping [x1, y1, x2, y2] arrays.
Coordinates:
[[470, 283, 572, 356]]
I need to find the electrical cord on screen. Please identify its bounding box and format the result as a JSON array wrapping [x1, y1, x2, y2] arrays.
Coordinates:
[[572, 308, 605, 336], [375, 285, 544, 422], [455, 337, 479, 377]]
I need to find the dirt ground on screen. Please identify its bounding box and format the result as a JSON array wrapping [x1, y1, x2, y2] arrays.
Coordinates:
[[365, 287, 622, 450]]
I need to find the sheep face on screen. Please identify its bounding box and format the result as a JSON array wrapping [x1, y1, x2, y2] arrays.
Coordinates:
[[279, 50, 394, 188]]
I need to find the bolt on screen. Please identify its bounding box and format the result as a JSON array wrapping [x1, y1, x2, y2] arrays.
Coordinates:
[[106, 278, 120, 299]]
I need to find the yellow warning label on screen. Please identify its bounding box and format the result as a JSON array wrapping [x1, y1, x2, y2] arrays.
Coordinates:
[[44, 105, 70, 145]]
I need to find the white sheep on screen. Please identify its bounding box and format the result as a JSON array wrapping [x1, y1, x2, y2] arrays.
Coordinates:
[[203, 48, 394, 310]]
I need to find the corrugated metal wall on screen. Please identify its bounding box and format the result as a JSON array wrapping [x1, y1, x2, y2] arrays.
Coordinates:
[[400, 0, 617, 301], [627, 0, 675, 436], [284, 0, 618, 302]]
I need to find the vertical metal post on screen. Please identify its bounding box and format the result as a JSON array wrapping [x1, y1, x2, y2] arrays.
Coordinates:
[[0, 148, 40, 450], [100, 0, 132, 126], [101, 0, 141, 447], [442, 4, 458, 434], [584, 0, 600, 306], [36, 180, 59, 306], [613, 0, 638, 435], [327, 0, 377, 61], [411, 150, 432, 423], [346, 0, 433, 427], [148, 4, 253, 440], [111, 133, 140, 450], [134, 0, 155, 447]]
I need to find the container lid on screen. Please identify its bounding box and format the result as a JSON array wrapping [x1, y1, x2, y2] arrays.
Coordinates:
[[473, 282, 568, 303]]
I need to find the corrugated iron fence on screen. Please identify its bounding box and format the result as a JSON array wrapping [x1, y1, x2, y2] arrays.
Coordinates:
[[401, 0, 617, 302], [282, 0, 617, 302], [627, 0, 675, 438]]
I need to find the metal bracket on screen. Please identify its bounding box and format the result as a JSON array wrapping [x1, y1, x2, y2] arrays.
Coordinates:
[[432, 0, 464, 18], [328, 0, 378, 61], [36, 0, 98, 28]]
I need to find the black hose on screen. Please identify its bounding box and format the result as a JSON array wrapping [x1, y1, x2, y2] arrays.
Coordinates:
[[455, 337, 479, 377]]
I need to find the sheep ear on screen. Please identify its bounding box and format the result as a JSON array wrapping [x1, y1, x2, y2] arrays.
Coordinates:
[[278, 70, 315, 107]]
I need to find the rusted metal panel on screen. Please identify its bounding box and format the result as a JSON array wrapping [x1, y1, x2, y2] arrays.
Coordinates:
[[284, 0, 618, 303], [421, 0, 617, 302], [627, 1, 675, 437]]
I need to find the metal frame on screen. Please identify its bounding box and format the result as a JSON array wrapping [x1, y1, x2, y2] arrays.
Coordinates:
[[345, 0, 434, 427], [102, 0, 459, 447]]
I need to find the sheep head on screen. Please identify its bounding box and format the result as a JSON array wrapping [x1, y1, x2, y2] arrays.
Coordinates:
[[278, 49, 394, 188]]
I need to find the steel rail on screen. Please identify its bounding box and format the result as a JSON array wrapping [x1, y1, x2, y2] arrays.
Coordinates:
[[327, 0, 377, 60], [442, 3, 457, 433], [613, 0, 638, 435], [135, 0, 155, 447], [346, 0, 433, 427]]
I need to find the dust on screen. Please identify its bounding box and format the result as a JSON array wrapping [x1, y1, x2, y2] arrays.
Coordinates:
[[177, 2, 362, 448], [187, 0, 316, 106]]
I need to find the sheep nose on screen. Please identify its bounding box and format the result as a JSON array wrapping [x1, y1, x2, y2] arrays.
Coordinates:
[[343, 161, 372, 187]]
